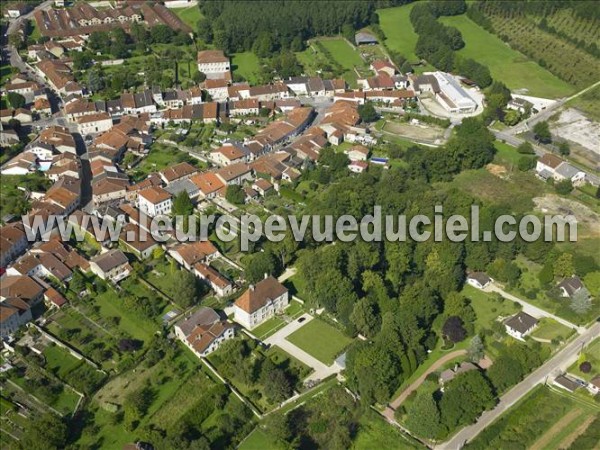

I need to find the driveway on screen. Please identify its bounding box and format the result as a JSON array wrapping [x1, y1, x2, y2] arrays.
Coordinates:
[[264, 313, 343, 382], [483, 284, 583, 334]]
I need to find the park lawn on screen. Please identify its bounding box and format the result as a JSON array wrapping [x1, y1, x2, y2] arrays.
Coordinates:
[[352, 409, 422, 450], [467, 385, 597, 450], [286, 318, 353, 365], [42, 344, 82, 379], [239, 427, 285, 450], [232, 52, 262, 84], [439, 15, 574, 98], [531, 318, 574, 341], [251, 316, 285, 340], [171, 5, 203, 29], [377, 4, 420, 62], [462, 285, 520, 333]]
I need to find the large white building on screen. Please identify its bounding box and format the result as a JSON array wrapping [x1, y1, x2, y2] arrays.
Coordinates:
[[197, 50, 231, 79], [414, 72, 477, 114], [137, 186, 172, 217], [233, 276, 289, 329]]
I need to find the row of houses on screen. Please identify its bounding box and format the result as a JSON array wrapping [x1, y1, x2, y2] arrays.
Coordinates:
[[34, 2, 191, 38]]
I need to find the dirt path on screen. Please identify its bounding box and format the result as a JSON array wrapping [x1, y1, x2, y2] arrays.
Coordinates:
[[382, 349, 467, 421], [529, 408, 582, 450], [557, 414, 598, 450]]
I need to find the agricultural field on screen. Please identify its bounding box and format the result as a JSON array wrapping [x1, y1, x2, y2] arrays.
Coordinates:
[[286, 318, 353, 365], [232, 52, 262, 84], [439, 15, 575, 98], [466, 5, 600, 91], [377, 4, 420, 62], [467, 386, 599, 450], [542, 8, 600, 50]]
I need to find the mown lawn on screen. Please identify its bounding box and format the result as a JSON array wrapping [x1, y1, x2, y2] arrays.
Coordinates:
[[232, 52, 262, 84], [171, 5, 203, 29], [439, 14, 574, 98], [239, 427, 284, 450], [319, 38, 365, 70], [286, 318, 352, 365], [43, 344, 82, 379], [531, 318, 574, 341], [251, 316, 285, 339], [462, 285, 520, 333]]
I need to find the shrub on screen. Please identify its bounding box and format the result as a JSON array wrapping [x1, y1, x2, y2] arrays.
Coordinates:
[[580, 361, 592, 373]]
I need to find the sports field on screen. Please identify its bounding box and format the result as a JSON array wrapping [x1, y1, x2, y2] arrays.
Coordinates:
[[439, 15, 574, 98], [286, 318, 352, 364]]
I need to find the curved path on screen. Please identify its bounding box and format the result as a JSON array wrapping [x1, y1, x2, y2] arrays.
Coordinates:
[[382, 349, 467, 421]]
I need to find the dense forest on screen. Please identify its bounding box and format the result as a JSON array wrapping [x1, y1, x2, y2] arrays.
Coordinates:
[[196, 0, 413, 54]]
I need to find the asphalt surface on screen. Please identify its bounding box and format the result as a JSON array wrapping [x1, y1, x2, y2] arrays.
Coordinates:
[[438, 321, 600, 449]]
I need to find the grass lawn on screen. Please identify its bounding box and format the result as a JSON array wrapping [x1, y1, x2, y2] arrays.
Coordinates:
[[531, 318, 574, 341], [130, 143, 194, 181], [266, 346, 312, 380], [239, 427, 285, 450], [42, 344, 82, 379], [251, 316, 285, 340], [284, 274, 310, 300], [319, 38, 365, 70], [28, 19, 41, 41], [171, 5, 203, 29], [352, 409, 422, 450], [377, 4, 420, 62], [568, 338, 600, 382], [468, 385, 598, 450], [567, 84, 600, 121], [493, 140, 523, 167], [462, 285, 520, 333], [286, 318, 353, 365], [232, 52, 262, 84], [439, 15, 574, 98]]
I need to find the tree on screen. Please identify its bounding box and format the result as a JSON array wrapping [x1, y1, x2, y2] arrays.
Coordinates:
[[558, 141, 570, 156], [350, 298, 379, 337], [124, 386, 154, 429], [172, 191, 194, 217], [358, 102, 379, 123], [517, 141, 535, 154], [245, 250, 277, 283], [533, 121, 552, 143], [442, 316, 467, 343], [253, 31, 274, 58], [580, 361, 592, 373], [262, 368, 292, 403], [21, 413, 68, 450], [555, 179, 573, 195], [173, 270, 199, 308], [7, 92, 25, 109], [86, 67, 105, 93], [225, 184, 246, 205], [467, 335, 484, 363], [570, 288, 592, 315], [517, 156, 536, 172], [553, 253, 574, 279], [405, 392, 442, 439], [264, 413, 292, 443]]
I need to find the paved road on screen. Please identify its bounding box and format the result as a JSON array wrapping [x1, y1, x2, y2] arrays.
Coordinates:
[[484, 283, 583, 333], [438, 321, 600, 449], [383, 349, 468, 422], [506, 79, 600, 135], [264, 313, 343, 382]]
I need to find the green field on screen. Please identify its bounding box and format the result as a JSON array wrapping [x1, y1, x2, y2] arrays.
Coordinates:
[[468, 385, 598, 450], [171, 5, 203, 29], [319, 38, 365, 70], [462, 285, 520, 334], [439, 15, 574, 98], [377, 4, 420, 62], [531, 318, 574, 341], [286, 318, 352, 364], [232, 52, 262, 84]]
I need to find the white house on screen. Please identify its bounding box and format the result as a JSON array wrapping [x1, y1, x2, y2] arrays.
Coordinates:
[[77, 112, 113, 135], [197, 50, 231, 79], [587, 375, 600, 395], [466, 272, 493, 290], [535, 153, 586, 185], [504, 311, 538, 341], [233, 275, 289, 329], [174, 307, 235, 357], [137, 186, 172, 217], [89, 249, 132, 283], [25, 142, 54, 162]]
